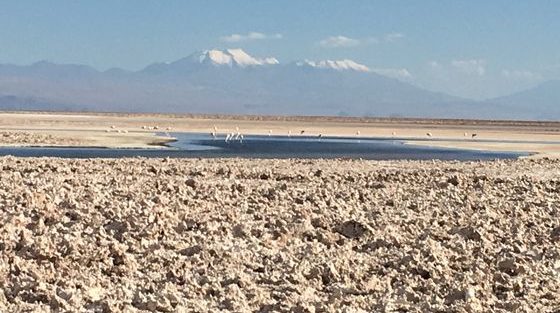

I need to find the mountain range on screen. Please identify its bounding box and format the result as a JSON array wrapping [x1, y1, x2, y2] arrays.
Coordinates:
[[0, 49, 557, 120]]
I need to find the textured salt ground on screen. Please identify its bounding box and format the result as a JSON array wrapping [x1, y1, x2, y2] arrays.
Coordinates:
[[0, 131, 83, 147], [0, 157, 559, 312]]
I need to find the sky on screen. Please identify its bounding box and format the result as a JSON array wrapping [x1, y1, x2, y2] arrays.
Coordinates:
[[1, 0, 559, 100]]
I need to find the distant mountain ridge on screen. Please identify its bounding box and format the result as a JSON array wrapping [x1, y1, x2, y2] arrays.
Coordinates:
[[0, 49, 558, 119], [485, 80, 560, 120]]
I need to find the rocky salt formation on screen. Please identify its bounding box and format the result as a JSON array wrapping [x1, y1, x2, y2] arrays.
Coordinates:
[[0, 157, 559, 312], [0, 131, 82, 147]]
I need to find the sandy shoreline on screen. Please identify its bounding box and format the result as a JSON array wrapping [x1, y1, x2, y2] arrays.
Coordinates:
[[403, 140, 553, 159], [1, 112, 560, 157], [0, 130, 176, 149], [0, 157, 558, 311]]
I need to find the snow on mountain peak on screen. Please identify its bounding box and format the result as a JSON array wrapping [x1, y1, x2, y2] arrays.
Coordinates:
[[196, 49, 279, 67], [297, 59, 371, 72]]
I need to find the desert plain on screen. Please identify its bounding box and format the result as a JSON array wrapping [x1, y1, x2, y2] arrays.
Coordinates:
[[1, 112, 560, 158]]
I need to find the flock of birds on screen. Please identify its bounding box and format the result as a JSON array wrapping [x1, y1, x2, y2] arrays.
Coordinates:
[[209, 126, 480, 143], [426, 131, 477, 139], [107, 125, 176, 136], [220, 127, 245, 143], [105, 125, 128, 133], [106, 124, 480, 142]]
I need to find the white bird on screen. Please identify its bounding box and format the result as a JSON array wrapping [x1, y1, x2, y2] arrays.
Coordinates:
[[464, 132, 468, 137], [211, 131, 217, 139], [268, 130, 272, 136], [225, 133, 231, 142], [288, 130, 292, 137], [356, 130, 361, 137], [239, 134, 244, 143], [110, 125, 116, 129], [234, 132, 241, 140], [426, 132, 433, 138], [235, 126, 239, 132], [392, 131, 397, 137]]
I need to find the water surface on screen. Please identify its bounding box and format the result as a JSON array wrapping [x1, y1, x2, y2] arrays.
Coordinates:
[[0, 133, 526, 160]]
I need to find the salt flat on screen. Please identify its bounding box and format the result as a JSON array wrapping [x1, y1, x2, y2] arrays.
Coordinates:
[[0, 157, 558, 311]]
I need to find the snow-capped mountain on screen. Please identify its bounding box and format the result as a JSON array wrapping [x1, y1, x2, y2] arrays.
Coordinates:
[[296, 59, 371, 72], [193, 49, 279, 67], [141, 49, 279, 75], [2, 48, 554, 119]]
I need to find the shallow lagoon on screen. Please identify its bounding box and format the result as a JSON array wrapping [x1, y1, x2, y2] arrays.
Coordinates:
[[0, 132, 527, 160]]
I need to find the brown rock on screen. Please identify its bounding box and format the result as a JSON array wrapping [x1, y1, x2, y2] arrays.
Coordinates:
[[336, 220, 369, 239]]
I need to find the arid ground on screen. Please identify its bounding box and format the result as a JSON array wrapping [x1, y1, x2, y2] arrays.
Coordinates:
[[0, 157, 559, 312], [1, 112, 560, 157]]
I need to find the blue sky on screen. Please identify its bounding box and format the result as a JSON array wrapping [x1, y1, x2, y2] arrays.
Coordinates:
[[1, 0, 559, 99]]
